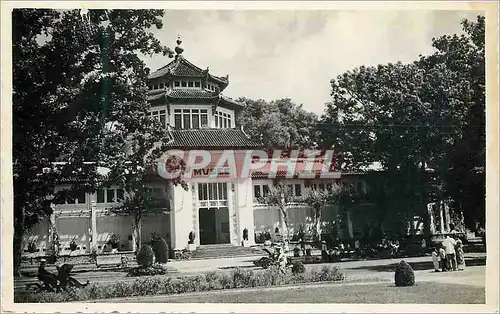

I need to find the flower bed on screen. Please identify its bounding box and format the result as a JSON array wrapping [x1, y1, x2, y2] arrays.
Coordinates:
[[15, 266, 345, 302]]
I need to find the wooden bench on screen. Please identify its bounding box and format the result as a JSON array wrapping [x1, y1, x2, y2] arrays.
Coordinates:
[[96, 254, 123, 268]]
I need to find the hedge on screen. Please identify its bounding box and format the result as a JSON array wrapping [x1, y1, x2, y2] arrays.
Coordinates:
[[16, 265, 345, 302]]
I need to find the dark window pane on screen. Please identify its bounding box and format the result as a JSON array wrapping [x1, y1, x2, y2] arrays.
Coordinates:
[[201, 109, 208, 113], [159, 83, 164, 89], [77, 191, 86, 204], [215, 116, 218, 127], [117, 189, 124, 201], [263, 185, 269, 197], [223, 118, 228, 128], [295, 184, 302, 197], [195, 81, 200, 87], [208, 183, 215, 200], [97, 189, 105, 203], [222, 183, 227, 200], [174, 114, 182, 129], [107, 189, 115, 203], [174, 81, 180, 87], [202, 184, 208, 201], [181, 81, 187, 87], [201, 115, 208, 127], [148, 85, 152, 90], [188, 81, 193, 87], [319, 183, 325, 191], [183, 114, 191, 129], [197, 184, 203, 200], [218, 183, 223, 200], [228, 119, 232, 128], [160, 114, 166, 127], [254, 185, 261, 199], [174, 109, 181, 113], [192, 114, 200, 129]]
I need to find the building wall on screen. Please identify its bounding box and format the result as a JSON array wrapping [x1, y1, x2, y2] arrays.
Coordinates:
[[56, 216, 91, 255], [95, 215, 134, 252], [253, 204, 340, 240], [23, 218, 50, 257]]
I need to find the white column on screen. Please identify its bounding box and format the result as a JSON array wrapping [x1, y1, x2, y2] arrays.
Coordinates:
[[236, 178, 256, 245], [427, 203, 436, 234], [444, 203, 451, 232], [171, 183, 194, 250], [90, 200, 97, 251]]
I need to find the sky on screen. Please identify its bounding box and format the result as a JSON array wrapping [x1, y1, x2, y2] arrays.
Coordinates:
[[141, 10, 480, 116]]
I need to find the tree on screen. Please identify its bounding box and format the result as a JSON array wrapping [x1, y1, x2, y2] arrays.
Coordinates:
[[12, 9, 175, 275], [417, 16, 485, 230], [318, 15, 485, 233], [261, 183, 295, 243], [110, 154, 186, 252], [237, 98, 319, 151]]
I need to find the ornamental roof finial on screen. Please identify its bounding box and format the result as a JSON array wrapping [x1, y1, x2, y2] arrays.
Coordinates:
[[175, 35, 184, 57]]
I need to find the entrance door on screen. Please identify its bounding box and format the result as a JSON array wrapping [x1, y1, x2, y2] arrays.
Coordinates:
[[199, 208, 216, 245], [198, 183, 231, 245]]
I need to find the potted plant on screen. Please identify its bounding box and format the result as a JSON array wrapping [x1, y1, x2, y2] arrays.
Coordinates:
[[128, 234, 134, 251], [27, 240, 38, 253], [187, 231, 196, 251], [293, 246, 301, 257], [108, 234, 121, 252], [69, 237, 78, 251], [242, 228, 249, 247]]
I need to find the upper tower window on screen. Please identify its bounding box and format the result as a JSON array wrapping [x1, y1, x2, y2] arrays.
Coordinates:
[[174, 108, 209, 129], [147, 107, 168, 128], [215, 110, 233, 129]]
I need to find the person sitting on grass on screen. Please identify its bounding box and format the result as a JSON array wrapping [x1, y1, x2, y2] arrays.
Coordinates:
[[455, 239, 466, 271]]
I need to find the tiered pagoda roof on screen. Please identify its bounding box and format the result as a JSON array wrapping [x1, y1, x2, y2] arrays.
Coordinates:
[[147, 36, 242, 108]]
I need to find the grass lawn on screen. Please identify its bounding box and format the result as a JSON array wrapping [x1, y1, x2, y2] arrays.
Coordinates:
[[130, 282, 485, 304]]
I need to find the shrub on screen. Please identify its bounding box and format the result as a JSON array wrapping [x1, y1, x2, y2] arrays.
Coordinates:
[[394, 260, 415, 287], [291, 261, 305, 275], [127, 264, 169, 277], [15, 265, 345, 303], [232, 267, 255, 288], [137, 245, 154, 267], [151, 235, 169, 264]]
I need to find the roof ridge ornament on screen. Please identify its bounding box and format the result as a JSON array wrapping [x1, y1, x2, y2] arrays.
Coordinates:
[[174, 35, 184, 60]]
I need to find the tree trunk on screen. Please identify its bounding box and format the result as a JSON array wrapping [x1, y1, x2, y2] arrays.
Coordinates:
[[133, 216, 142, 253]]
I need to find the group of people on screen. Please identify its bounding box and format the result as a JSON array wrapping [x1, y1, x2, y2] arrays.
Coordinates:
[[432, 234, 466, 272]]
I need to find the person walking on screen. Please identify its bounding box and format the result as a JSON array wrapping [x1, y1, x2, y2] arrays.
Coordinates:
[[442, 235, 457, 271], [455, 239, 466, 271]]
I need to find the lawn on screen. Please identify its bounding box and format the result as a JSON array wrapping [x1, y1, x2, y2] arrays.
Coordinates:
[[118, 282, 485, 304]]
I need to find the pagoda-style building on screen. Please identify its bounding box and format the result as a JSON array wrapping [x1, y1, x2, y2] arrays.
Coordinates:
[[142, 37, 261, 251]]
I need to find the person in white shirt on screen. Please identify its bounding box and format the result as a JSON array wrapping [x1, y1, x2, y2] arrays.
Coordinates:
[[442, 235, 457, 271]]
